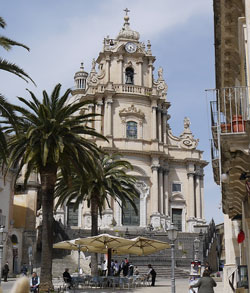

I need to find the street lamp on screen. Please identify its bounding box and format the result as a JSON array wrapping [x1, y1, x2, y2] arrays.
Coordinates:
[[167, 223, 178, 293], [0, 214, 6, 286], [194, 237, 200, 261]]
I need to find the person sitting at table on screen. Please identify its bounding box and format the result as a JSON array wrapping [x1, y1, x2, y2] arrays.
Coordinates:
[[63, 268, 73, 289], [30, 272, 40, 292], [128, 262, 134, 277], [114, 260, 120, 276]]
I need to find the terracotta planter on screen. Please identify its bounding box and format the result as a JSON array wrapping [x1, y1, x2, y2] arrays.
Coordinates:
[[232, 115, 245, 132], [221, 123, 232, 133]]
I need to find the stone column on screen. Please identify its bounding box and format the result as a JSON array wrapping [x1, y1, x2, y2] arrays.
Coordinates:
[[106, 55, 111, 83], [200, 175, 205, 219], [95, 99, 103, 134], [162, 109, 167, 144], [148, 61, 153, 88], [195, 175, 201, 219], [137, 58, 143, 86], [151, 165, 159, 214], [118, 55, 123, 84], [87, 103, 95, 129], [103, 100, 108, 136], [157, 106, 162, 142], [163, 168, 169, 216], [106, 98, 113, 136], [150, 161, 161, 229], [151, 105, 157, 140], [188, 172, 195, 218], [158, 167, 164, 214]]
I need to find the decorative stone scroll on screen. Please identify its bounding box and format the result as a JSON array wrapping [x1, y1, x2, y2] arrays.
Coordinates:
[[179, 117, 199, 150]]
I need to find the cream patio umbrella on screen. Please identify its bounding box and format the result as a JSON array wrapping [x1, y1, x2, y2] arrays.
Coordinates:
[[53, 239, 103, 275], [75, 233, 134, 249], [111, 236, 171, 256], [75, 233, 135, 275]]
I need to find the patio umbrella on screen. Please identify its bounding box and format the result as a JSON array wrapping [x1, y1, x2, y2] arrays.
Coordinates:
[[75, 233, 134, 250], [111, 236, 171, 256], [75, 233, 135, 275], [53, 239, 103, 275]]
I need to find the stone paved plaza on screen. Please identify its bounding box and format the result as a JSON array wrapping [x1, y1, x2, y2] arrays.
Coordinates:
[[1, 277, 224, 293]]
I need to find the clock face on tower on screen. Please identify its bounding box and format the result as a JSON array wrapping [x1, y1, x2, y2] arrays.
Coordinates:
[[125, 42, 137, 53]]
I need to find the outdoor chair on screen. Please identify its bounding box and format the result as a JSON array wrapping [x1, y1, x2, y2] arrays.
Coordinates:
[[89, 276, 101, 288], [120, 277, 133, 289], [109, 276, 120, 289]]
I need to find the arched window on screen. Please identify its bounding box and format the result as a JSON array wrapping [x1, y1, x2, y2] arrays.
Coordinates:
[[126, 121, 137, 139], [67, 203, 78, 226], [122, 197, 140, 226], [125, 67, 134, 84]]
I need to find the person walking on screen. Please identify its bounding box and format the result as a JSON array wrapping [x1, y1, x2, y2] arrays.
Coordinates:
[[189, 270, 217, 293], [2, 262, 9, 282], [147, 264, 156, 286]]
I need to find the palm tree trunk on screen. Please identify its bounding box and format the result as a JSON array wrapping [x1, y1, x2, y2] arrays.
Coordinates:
[[40, 167, 57, 291], [91, 198, 99, 276]]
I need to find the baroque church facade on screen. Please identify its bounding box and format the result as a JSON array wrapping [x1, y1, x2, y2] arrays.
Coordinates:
[[56, 12, 208, 233]]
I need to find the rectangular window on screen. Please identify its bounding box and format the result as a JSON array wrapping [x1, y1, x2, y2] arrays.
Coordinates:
[[67, 203, 78, 226], [172, 183, 181, 192], [172, 208, 182, 231]]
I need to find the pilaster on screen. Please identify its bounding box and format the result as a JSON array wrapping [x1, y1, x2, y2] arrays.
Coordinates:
[[158, 167, 164, 214], [163, 167, 169, 216], [157, 106, 162, 142], [151, 105, 157, 140]]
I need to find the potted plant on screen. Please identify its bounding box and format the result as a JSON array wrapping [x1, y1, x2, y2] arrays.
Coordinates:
[[232, 115, 245, 132]]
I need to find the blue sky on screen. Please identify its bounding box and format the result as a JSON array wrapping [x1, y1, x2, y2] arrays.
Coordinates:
[[1, 0, 223, 224]]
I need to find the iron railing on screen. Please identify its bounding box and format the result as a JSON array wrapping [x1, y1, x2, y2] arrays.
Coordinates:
[[208, 87, 250, 134]]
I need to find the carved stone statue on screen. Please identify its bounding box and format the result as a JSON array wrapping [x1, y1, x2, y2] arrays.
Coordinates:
[[158, 67, 163, 80], [184, 117, 191, 129], [91, 58, 96, 71]]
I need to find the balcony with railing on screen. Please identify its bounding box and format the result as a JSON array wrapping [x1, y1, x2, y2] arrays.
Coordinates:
[[209, 87, 249, 136]]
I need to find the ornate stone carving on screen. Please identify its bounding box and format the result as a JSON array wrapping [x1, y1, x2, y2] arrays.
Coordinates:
[[119, 104, 145, 119], [179, 117, 199, 150], [153, 66, 168, 97]]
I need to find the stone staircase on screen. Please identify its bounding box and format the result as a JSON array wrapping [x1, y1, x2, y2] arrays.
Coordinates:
[[51, 252, 190, 279], [50, 227, 202, 279]]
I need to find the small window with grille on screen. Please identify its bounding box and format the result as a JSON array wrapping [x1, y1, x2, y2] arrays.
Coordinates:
[[172, 183, 181, 192]]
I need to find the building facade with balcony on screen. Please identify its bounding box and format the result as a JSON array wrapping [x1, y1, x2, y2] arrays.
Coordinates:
[[55, 12, 208, 233], [210, 0, 250, 292]]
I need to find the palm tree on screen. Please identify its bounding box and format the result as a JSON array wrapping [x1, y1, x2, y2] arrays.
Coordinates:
[[0, 16, 35, 84], [6, 83, 105, 290], [0, 16, 35, 162], [55, 152, 140, 274]]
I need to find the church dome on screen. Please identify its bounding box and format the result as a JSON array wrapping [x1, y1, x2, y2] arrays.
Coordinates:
[[74, 62, 88, 89], [117, 14, 140, 41]]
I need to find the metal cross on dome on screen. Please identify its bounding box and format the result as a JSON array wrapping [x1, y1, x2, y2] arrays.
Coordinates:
[[124, 8, 130, 16]]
